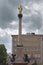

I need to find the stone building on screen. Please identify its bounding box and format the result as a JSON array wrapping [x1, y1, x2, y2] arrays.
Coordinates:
[[11, 33, 43, 65]]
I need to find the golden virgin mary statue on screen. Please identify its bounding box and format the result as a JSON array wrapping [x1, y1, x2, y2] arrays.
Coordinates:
[[18, 5, 22, 14]]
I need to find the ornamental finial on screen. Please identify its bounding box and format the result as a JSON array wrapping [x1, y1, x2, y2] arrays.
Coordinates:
[[18, 5, 22, 14]]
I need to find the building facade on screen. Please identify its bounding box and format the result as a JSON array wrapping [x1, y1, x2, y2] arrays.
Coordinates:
[[11, 33, 43, 65]]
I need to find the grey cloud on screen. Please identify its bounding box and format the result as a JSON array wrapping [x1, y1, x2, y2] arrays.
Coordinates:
[[31, 12, 42, 29], [9, 0, 22, 7], [0, 0, 24, 29], [22, 0, 43, 32], [0, 0, 17, 28], [0, 35, 11, 43], [9, 22, 18, 29], [23, 0, 43, 4], [0, 0, 42, 29], [32, 0, 43, 2], [23, 11, 42, 32]]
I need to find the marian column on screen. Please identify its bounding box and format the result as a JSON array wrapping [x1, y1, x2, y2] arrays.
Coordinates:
[[18, 5, 23, 45], [11, 5, 28, 65], [15, 5, 24, 62]]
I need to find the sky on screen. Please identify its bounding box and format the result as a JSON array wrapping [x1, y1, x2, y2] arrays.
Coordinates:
[[0, 0, 43, 53]]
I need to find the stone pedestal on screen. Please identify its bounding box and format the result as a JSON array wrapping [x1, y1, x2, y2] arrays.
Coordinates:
[[15, 45, 24, 63], [11, 45, 28, 65]]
